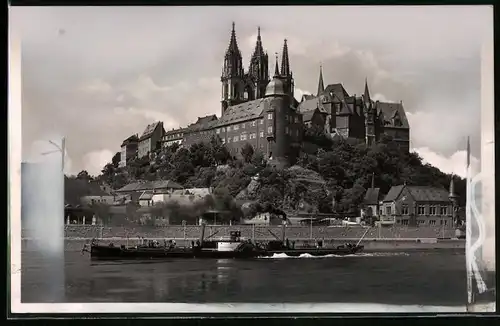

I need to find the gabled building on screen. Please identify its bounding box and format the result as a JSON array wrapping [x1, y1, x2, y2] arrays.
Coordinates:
[[162, 128, 186, 148], [120, 134, 139, 167], [379, 179, 458, 227], [361, 173, 382, 221], [138, 121, 165, 159]]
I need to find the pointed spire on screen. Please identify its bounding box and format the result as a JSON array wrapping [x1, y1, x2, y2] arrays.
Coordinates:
[[364, 77, 371, 104], [251, 26, 265, 58], [371, 172, 375, 189], [274, 52, 280, 77], [317, 64, 325, 96], [226, 21, 240, 55], [280, 39, 290, 76]]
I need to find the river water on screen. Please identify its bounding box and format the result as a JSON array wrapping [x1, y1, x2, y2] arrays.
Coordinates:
[[20, 248, 469, 307]]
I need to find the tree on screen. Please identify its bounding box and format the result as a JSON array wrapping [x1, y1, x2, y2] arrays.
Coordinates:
[[77, 170, 92, 181], [241, 143, 254, 163]]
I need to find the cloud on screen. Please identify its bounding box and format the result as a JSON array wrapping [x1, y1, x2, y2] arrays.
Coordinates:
[[413, 147, 480, 178], [12, 6, 491, 174], [82, 149, 115, 176]]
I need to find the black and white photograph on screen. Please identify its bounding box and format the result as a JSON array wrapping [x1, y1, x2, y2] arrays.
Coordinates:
[[9, 5, 495, 314]]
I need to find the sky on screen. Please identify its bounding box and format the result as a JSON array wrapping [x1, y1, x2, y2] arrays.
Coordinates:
[[11, 6, 492, 178]]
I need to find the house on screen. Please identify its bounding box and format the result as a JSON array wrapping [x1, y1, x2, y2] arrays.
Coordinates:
[[138, 121, 165, 159], [120, 134, 139, 167], [162, 128, 186, 148], [361, 173, 382, 222], [302, 107, 329, 131], [379, 182, 456, 227]]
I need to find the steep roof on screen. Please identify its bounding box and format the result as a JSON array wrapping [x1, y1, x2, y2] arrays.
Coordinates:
[[121, 134, 139, 147], [217, 97, 273, 126], [187, 115, 219, 132], [383, 185, 405, 202], [383, 185, 450, 202], [302, 108, 327, 122], [139, 121, 163, 141], [324, 83, 349, 102], [139, 191, 154, 200], [297, 97, 329, 114], [376, 102, 410, 129], [364, 188, 381, 205]]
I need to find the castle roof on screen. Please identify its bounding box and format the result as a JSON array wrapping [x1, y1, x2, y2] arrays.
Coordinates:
[[187, 115, 219, 132], [121, 134, 139, 147], [217, 97, 273, 126], [376, 102, 410, 129], [265, 77, 286, 97], [139, 121, 163, 141]]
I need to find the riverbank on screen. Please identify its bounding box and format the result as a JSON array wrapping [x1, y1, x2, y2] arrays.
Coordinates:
[[21, 237, 465, 252]]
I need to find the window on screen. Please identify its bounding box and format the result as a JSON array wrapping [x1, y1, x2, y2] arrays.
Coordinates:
[[241, 123, 245, 129], [260, 119, 264, 124], [379, 209, 383, 216], [440, 219, 448, 225], [221, 127, 225, 132], [260, 131, 264, 138], [267, 126, 273, 134], [417, 205, 425, 215], [401, 205, 409, 215], [240, 133, 247, 141], [234, 125, 239, 130], [227, 138, 231, 143], [285, 115, 288, 121], [295, 116, 299, 123], [386, 206, 392, 215], [401, 220, 409, 226], [285, 126, 289, 134], [252, 121, 256, 127], [440, 206, 448, 215], [233, 136, 239, 142], [429, 220, 436, 225], [267, 113, 273, 120], [227, 126, 231, 132], [221, 138, 226, 144], [429, 206, 437, 215]]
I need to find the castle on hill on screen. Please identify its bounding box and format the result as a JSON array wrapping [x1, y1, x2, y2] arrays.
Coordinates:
[[120, 23, 411, 168]]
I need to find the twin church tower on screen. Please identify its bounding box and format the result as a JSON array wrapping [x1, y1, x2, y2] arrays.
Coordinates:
[[221, 22, 294, 116]]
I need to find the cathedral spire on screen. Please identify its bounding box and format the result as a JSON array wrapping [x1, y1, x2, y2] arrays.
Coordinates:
[[226, 21, 240, 56], [274, 53, 280, 77], [251, 26, 265, 58], [280, 39, 290, 76], [317, 64, 325, 96]]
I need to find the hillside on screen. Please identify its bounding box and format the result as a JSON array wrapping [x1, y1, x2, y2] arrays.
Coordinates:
[[93, 134, 466, 214]]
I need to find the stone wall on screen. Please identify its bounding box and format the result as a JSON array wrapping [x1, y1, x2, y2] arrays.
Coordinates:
[[22, 224, 457, 240]]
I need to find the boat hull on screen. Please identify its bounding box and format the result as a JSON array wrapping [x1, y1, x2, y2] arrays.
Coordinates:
[[89, 244, 364, 260]]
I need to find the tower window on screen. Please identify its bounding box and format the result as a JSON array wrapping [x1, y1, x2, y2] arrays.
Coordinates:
[[252, 121, 256, 127], [267, 126, 273, 134], [260, 131, 264, 138], [260, 119, 264, 124], [267, 113, 273, 120]]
